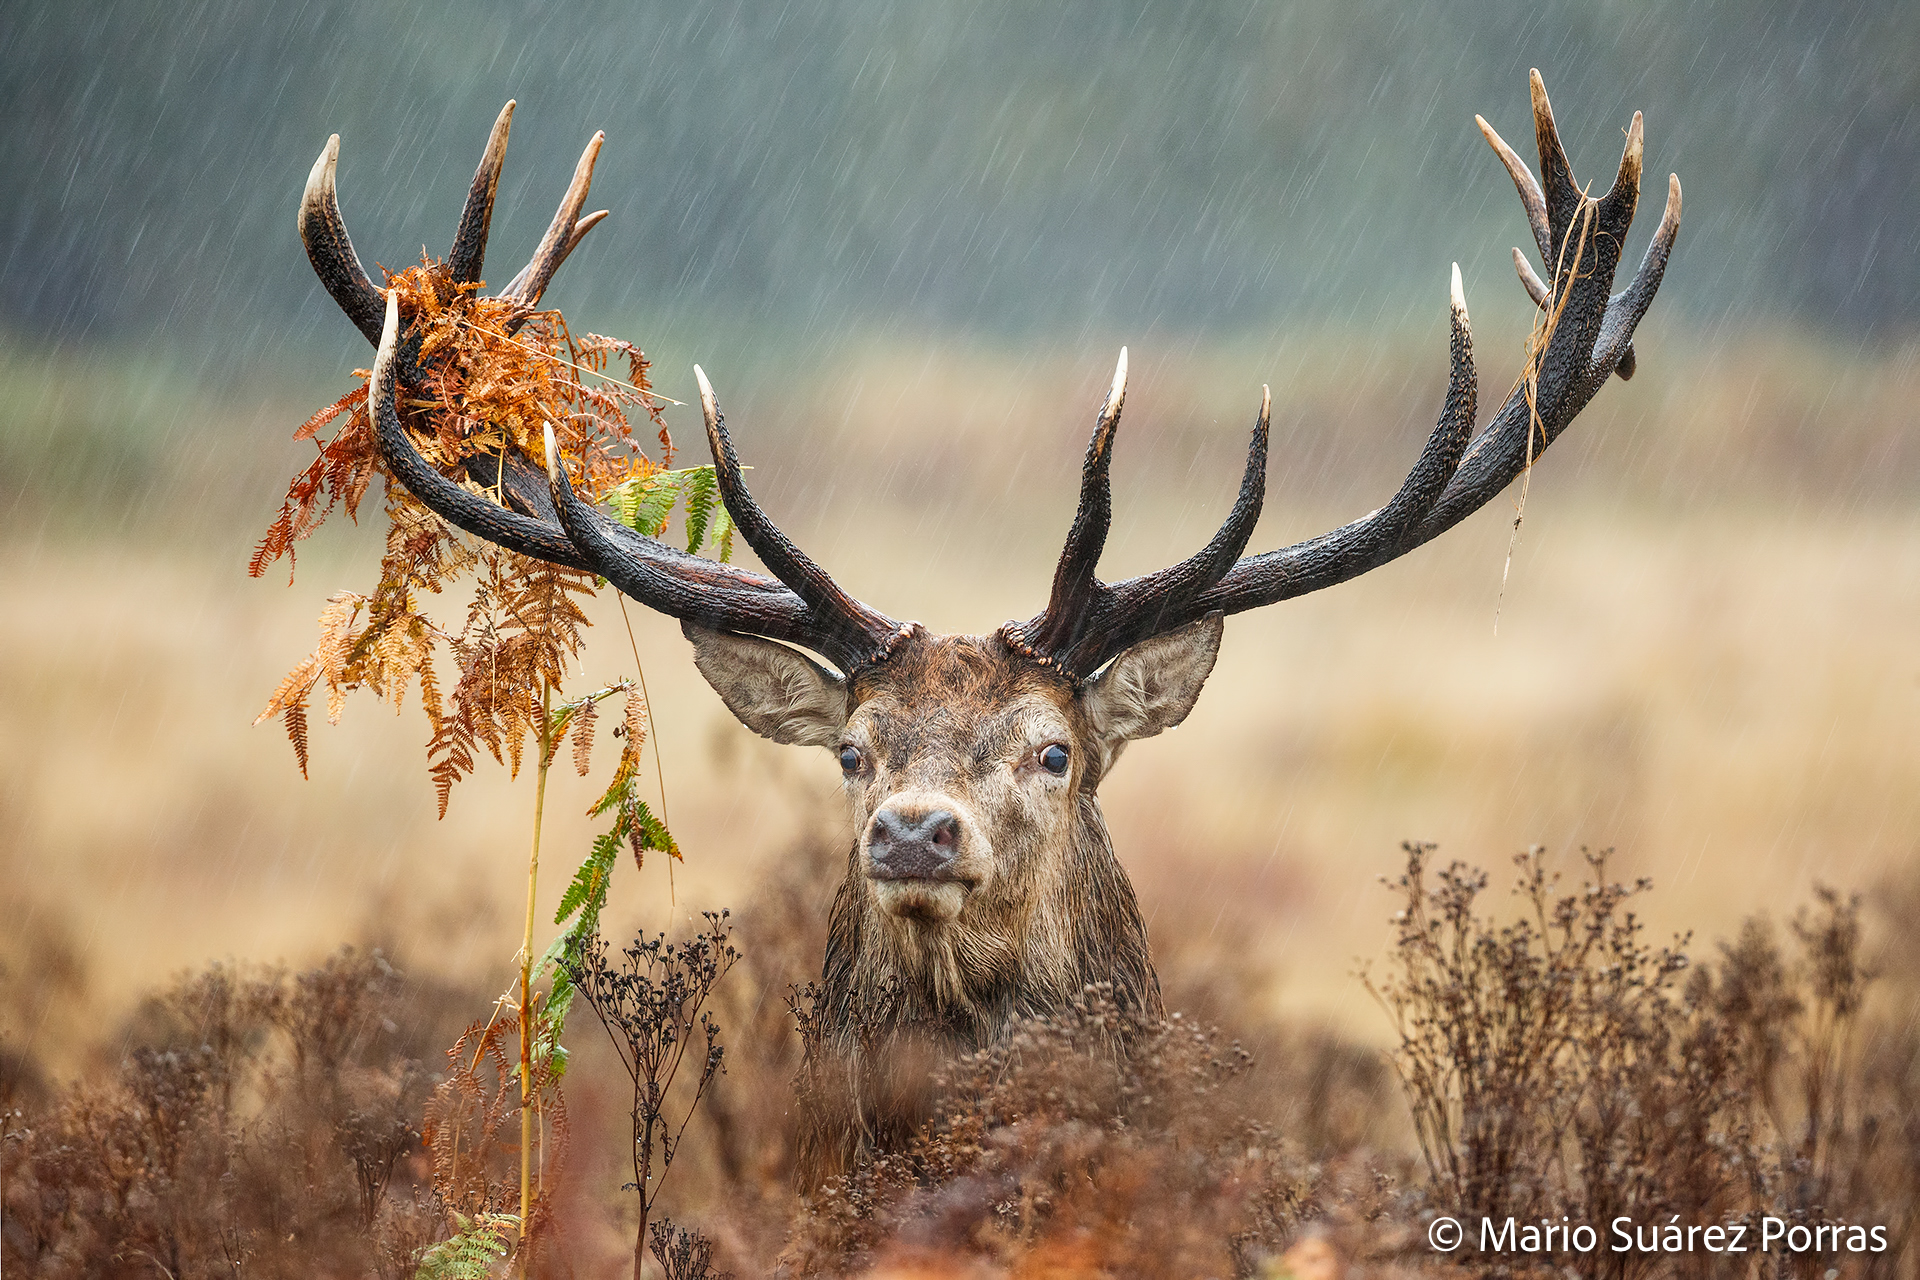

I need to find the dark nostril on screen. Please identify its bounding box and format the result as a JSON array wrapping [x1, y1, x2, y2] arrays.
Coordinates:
[[930, 813, 958, 847]]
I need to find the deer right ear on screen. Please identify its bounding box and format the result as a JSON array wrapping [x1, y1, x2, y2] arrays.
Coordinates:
[[1079, 612, 1224, 749], [682, 623, 850, 747]]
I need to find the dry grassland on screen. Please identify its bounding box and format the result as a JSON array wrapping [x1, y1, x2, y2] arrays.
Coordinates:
[[3, 321, 1914, 1074]]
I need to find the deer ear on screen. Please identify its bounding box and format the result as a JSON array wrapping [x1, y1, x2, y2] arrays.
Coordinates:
[[1079, 614, 1223, 752], [683, 623, 849, 747]]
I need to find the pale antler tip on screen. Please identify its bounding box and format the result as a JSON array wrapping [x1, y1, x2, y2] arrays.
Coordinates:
[[1449, 262, 1468, 320], [1260, 384, 1271, 418], [487, 101, 515, 147], [693, 364, 719, 426], [578, 132, 606, 171], [1622, 111, 1645, 172], [542, 422, 560, 483], [1529, 70, 1554, 123], [371, 289, 400, 393], [303, 136, 341, 215]]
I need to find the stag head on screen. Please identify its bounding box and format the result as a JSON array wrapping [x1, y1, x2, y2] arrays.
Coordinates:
[[298, 72, 1680, 1033]]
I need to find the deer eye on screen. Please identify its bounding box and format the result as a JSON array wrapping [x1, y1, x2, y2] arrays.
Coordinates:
[[1038, 743, 1070, 775], [838, 745, 862, 773]]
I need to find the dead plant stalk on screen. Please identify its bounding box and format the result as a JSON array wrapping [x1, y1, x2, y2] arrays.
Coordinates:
[[518, 677, 553, 1272]]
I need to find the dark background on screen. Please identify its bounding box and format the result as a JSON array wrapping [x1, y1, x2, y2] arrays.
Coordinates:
[[6, 0, 1915, 372]]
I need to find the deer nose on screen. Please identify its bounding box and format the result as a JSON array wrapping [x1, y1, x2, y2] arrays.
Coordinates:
[[867, 808, 963, 880]]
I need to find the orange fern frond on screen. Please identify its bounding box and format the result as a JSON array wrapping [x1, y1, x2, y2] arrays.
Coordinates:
[[285, 701, 311, 780], [570, 700, 597, 777]]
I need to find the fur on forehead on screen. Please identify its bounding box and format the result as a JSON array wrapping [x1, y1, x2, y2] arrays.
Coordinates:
[[846, 631, 1117, 783], [848, 631, 1077, 716]]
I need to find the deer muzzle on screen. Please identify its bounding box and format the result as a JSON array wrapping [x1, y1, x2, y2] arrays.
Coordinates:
[[863, 796, 988, 923]]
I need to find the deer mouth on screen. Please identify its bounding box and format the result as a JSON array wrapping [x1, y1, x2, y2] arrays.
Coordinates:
[[870, 876, 972, 924]]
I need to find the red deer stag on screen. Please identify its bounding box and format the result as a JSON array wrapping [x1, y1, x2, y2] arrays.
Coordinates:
[[296, 72, 1679, 1175]]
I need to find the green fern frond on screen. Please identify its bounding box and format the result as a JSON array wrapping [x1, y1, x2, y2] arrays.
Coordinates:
[[629, 798, 680, 859], [553, 828, 620, 932], [680, 466, 718, 554], [605, 466, 729, 557], [589, 748, 641, 819], [607, 471, 681, 539], [413, 1211, 519, 1279]]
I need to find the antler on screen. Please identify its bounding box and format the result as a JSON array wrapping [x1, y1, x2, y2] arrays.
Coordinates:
[[1003, 70, 1682, 679], [303, 105, 912, 674], [301, 74, 1677, 684]]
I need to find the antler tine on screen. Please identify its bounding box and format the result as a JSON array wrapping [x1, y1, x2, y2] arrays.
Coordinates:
[[696, 365, 912, 667], [1396, 263, 1480, 523], [1066, 384, 1271, 673], [1016, 348, 1128, 659], [501, 131, 605, 311], [1511, 246, 1551, 307], [1598, 111, 1645, 232], [1289, 264, 1480, 561], [448, 100, 515, 285], [1528, 68, 1582, 238], [1486, 89, 1642, 383], [1592, 171, 1681, 383], [500, 210, 608, 299], [1162, 251, 1501, 625], [534, 420, 883, 663], [1477, 114, 1552, 266], [299, 135, 385, 344]]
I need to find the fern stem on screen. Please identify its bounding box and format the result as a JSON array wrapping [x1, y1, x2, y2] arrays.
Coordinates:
[[519, 678, 552, 1274], [617, 597, 672, 835]]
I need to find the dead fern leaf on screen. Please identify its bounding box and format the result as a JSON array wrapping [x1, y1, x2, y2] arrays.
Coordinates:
[[570, 700, 597, 777], [254, 255, 695, 811]]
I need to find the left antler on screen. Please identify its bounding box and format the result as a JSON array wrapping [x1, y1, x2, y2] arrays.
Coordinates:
[[300, 105, 917, 675], [1002, 69, 1682, 679]]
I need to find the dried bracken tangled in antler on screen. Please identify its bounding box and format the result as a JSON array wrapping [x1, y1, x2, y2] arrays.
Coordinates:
[[252, 199, 692, 808]]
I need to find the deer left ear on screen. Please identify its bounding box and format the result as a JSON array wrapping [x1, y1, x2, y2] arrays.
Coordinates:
[[683, 623, 850, 747], [1079, 614, 1224, 759]]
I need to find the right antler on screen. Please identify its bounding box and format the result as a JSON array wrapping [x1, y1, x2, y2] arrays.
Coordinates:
[[1002, 70, 1682, 679], [303, 104, 916, 674]]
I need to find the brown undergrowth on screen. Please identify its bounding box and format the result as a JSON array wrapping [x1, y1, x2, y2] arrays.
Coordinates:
[[4, 846, 1917, 1277], [1, 949, 480, 1277], [1364, 844, 1920, 1279]]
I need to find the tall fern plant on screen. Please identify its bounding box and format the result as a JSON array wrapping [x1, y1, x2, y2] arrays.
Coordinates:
[[251, 260, 734, 1273]]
